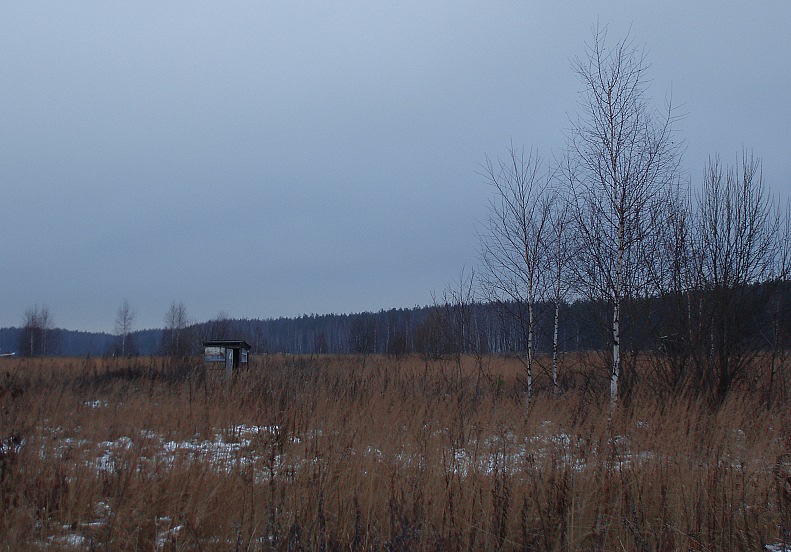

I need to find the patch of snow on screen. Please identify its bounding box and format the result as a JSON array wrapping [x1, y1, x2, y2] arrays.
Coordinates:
[[49, 533, 87, 547], [156, 518, 184, 549], [0, 434, 24, 455], [83, 399, 107, 409]]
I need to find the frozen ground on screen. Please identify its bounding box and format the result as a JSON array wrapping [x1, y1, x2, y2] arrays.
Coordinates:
[[20, 406, 786, 549]]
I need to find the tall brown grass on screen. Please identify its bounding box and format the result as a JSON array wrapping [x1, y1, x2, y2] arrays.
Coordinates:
[[0, 353, 789, 550]]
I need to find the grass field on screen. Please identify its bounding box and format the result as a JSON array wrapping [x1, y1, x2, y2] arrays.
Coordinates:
[[1, 353, 790, 550]]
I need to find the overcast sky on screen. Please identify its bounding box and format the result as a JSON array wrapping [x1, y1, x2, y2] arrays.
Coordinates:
[[1, 2, 789, 333]]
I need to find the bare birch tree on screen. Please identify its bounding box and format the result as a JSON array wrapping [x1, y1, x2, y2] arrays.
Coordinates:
[[19, 305, 54, 357], [690, 153, 782, 404], [568, 25, 681, 411], [114, 299, 136, 357], [650, 186, 696, 395], [480, 145, 552, 409], [163, 301, 191, 359], [546, 186, 573, 394], [439, 268, 488, 396], [38, 305, 52, 356]]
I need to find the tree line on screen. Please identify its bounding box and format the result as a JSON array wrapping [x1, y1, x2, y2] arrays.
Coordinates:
[[3, 292, 650, 358]]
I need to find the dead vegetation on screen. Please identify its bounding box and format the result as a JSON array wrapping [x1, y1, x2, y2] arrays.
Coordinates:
[[0, 353, 789, 550]]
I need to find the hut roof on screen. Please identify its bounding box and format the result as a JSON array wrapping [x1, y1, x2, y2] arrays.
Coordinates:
[[202, 340, 251, 350]]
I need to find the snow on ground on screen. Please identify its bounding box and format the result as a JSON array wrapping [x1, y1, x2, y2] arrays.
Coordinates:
[[48, 533, 88, 547], [20, 413, 789, 549], [32, 418, 663, 484]]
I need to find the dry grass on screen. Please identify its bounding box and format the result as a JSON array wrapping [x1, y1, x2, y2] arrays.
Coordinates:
[[1, 353, 790, 550]]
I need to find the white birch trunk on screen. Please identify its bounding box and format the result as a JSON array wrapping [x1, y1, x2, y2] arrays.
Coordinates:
[[552, 299, 559, 394], [611, 296, 620, 412], [611, 214, 625, 412], [526, 283, 534, 411], [552, 230, 563, 395]]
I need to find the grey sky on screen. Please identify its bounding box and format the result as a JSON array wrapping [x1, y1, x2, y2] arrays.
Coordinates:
[[2, 2, 789, 332]]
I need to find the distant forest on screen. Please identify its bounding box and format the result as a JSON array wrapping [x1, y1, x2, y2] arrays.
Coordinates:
[[0, 300, 591, 358], [2, 281, 789, 361]]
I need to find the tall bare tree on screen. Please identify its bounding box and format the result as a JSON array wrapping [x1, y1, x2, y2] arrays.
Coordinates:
[[114, 299, 136, 357], [568, 25, 681, 410], [649, 186, 697, 395], [38, 305, 52, 356], [163, 301, 192, 358], [438, 268, 488, 393], [690, 153, 783, 404], [19, 305, 54, 357], [480, 145, 552, 409], [546, 186, 573, 394]]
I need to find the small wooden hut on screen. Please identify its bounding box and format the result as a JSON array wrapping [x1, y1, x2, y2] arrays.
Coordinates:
[[203, 339, 251, 379]]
